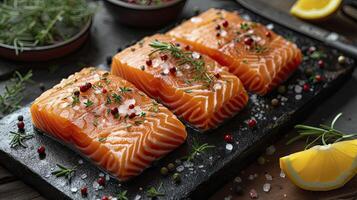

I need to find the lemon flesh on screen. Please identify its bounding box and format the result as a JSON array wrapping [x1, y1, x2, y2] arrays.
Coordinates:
[[290, 0, 342, 20], [280, 140, 357, 191]]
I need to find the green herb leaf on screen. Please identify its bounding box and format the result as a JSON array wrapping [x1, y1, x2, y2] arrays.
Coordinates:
[[146, 183, 165, 198], [117, 190, 128, 200], [9, 131, 33, 148], [240, 23, 250, 31], [120, 87, 132, 93], [84, 99, 94, 107], [185, 140, 215, 162], [112, 93, 122, 103], [72, 95, 80, 106], [52, 164, 77, 182]]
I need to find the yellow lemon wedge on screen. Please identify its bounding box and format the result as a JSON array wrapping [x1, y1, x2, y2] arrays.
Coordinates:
[[290, 0, 342, 20], [280, 139, 357, 191]]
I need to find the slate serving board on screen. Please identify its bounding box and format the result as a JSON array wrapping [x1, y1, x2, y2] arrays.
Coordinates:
[[0, 1, 355, 200]]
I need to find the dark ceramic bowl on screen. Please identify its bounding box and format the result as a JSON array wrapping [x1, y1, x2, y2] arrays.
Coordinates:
[[0, 19, 92, 62], [104, 0, 187, 27]]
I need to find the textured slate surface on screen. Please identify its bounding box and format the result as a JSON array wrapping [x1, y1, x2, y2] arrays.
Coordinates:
[[0, 0, 355, 200]]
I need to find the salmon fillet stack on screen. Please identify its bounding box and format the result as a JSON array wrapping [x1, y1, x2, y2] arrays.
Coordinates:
[[168, 9, 302, 95], [112, 34, 248, 131], [31, 68, 187, 181]]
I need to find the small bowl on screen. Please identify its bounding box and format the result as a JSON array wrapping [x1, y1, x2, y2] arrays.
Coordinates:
[[0, 19, 92, 62], [104, 0, 187, 27]]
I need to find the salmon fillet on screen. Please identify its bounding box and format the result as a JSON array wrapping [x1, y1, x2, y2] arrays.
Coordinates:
[[112, 34, 248, 131], [168, 9, 302, 95], [31, 68, 187, 181]]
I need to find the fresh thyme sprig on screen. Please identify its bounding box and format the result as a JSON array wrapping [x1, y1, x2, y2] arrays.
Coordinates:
[[146, 183, 165, 198], [0, 0, 95, 54], [185, 140, 215, 162], [9, 131, 33, 148], [116, 190, 128, 200], [149, 41, 215, 88], [288, 113, 357, 149], [52, 164, 77, 182], [0, 70, 33, 116]]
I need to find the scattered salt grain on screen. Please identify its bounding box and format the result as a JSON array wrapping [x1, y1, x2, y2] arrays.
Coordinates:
[[242, 14, 251, 21], [265, 173, 273, 181], [266, 23, 274, 30], [294, 85, 302, 93], [295, 94, 302, 100], [176, 165, 184, 172], [226, 143, 233, 151], [78, 159, 84, 165], [254, 173, 258, 178], [71, 187, 78, 193], [280, 170, 286, 178], [183, 161, 194, 168], [224, 195, 233, 200], [213, 83, 222, 90], [220, 30, 228, 37], [134, 195, 141, 200], [248, 174, 255, 180], [263, 183, 271, 192], [198, 165, 204, 168], [99, 173, 105, 177], [81, 173, 88, 179], [191, 17, 202, 23], [249, 189, 259, 199], [234, 176, 242, 183], [105, 174, 110, 181], [192, 52, 201, 59]]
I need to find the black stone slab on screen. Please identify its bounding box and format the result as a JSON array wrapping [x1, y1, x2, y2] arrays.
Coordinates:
[[0, 1, 356, 200]]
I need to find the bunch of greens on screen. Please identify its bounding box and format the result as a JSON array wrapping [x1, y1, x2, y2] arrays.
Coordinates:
[[0, 0, 95, 54]]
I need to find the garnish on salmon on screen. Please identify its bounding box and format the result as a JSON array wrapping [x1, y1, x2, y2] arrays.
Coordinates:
[[168, 9, 302, 95], [112, 34, 248, 131], [31, 68, 187, 181]]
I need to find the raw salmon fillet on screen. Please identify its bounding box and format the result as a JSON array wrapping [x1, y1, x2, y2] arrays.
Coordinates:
[[168, 9, 302, 95], [112, 34, 248, 131], [31, 68, 187, 181]]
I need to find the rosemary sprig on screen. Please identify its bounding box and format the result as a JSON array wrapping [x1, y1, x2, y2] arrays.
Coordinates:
[[185, 140, 215, 162], [149, 41, 214, 88], [116, 190, 128, 200], [52, 164, 77, 182], [146, 183, 165, 198], [9, 131, 33, 148], [0, 0, 95, 54], [288, 113, 357, 149], [0, 70, 33, 116]]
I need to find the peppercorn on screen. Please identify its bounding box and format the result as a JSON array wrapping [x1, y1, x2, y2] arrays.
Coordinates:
[[160, 167, 169, 176], [304, 68, 314, 76], [315, 74, 323, 82], [303, 83, 310, 92], [102, 88, 107, 94], [318, 60, 324, 68], [129, 113, 136, 119], [214, 73, 221, 79], [17, 121, 25, 130], [244, 37, 254, 46], [222, 20, 229, 28], [17, 115, 24, 121], [169, 67, 177, 74], [215, 25, 221, 30], [74, 90, 80, 96], [101, 196, 109, 200], [338, 55, 346, 64], [111, 107, 119, 115], [167, 163, 175, 172], [97, 177, 105, 186], [85, 82, 92, 89], [224, 134, 234, 143], [308, 46, 316, 54], [172, 173, 181, 183], [106, 56, 112, 66], [184, 45, 190, 51], [265, 31, 271, 37], [80, 187, 88, 197], [248, 119, 257, 128], [39, 83, 46, 91], [216, 32, 221, 37], [257, 156, 265, 165], [277, 85, 286, 94], [160, 55, 168, 61], [271, 98, 279, 107], [140, 65, 145, 71], [80, 82, 92, 93], [117, 47, 122, 52], [128, 104, 135, 109], [37, 146, 46, 155], [146, 59, 152, 66], [193, 7, 200, 15]]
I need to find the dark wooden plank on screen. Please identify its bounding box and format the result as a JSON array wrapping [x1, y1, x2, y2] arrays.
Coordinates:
[[0, 165, 17, 184], [0, 180, 42, 200]]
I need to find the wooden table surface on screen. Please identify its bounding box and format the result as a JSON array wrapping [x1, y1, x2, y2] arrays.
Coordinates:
[[1, 0, 357, 199]]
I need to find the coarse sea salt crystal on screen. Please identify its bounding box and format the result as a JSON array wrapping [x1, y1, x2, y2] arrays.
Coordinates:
[[265, 173, 273, 181], [234, 176, 242, 183], [280, 170, 286, 178], [295, 94, 302, 100], [266, 23, 274, 30], [192, 52, 201, 59], [191, 17, 202, 23], [176, 165, 184, 172], [134, 195, 141, 200], [226, 143, 233, 151], [220, 30, 228, 37], [71, 187, 78, 193], [263, 183, 271, 192], [183, 161, 194, 168], [248, 174, 255, 180], [81, 173, 88, 179], [78, 159, 84, 165], [294, 85, 302, 93], [105, 174, 110, 181]]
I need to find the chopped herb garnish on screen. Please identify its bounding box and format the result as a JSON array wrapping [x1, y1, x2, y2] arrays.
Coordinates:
[[185, 140, 215, 162], [106, 95, 112, 105], [149, 41, 215, 88], [0, 71, 32, 116], [120, 87, 132, 93], [139, 112, 146, 117], [84, 99, 94, 107], [112, 93, 122, 103], [116, 190, 128, 200], [253, 44, 268, 54], [146, 183, 165, 198], [52, 164, 77, 182], [288, 113, 357, 149], [240, 23, 250, 31], [242, 60, 248, 64], [72, 95, 80, 106], [185, 90, 193, 93], [134, 120, 144, 126], [149, 102, 160, 113], [98, 137, 107, 143], [310, 51, 327, 60], [9, 131, 33, 148]]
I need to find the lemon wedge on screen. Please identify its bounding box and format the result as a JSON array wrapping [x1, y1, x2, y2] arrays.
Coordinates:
[[280, 139, 357, 191], [290, 0, 342, 20]]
